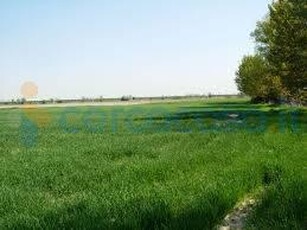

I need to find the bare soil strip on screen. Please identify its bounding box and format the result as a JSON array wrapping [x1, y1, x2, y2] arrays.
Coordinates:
[[0, 101, 154, 109], [217, 195, 258, 230], [0, 98, 204, 109]]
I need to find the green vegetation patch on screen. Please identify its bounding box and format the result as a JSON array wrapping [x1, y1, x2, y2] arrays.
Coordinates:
[[0, 99, 306, 229]]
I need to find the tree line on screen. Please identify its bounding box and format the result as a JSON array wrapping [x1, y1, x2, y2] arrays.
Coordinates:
[[235, 0, 306, 104]]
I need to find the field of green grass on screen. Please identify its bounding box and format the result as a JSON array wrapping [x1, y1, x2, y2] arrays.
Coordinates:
[[0, 98, 306, 229]]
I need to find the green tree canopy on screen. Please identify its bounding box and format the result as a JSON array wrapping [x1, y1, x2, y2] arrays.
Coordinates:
[[251, 0, 307, 98], [235, 55, 284, 102], [237, 0, 306, 102]]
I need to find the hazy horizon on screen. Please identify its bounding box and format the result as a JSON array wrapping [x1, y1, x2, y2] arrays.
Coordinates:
[[0, 0, 269, 101]]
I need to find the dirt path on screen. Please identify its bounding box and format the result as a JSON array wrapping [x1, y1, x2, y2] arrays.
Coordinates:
[[217, 196, 257, 230], [0, 98, 203, 109], [0, 100, 155, 109]]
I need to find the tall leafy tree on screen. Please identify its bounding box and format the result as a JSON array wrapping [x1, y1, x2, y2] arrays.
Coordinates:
[[235, 55, 268, 99], [252, 0, 307, 99], [235, 55, 284, 101]]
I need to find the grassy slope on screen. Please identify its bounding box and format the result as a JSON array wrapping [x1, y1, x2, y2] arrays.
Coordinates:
[[0, 99, 306, 229]]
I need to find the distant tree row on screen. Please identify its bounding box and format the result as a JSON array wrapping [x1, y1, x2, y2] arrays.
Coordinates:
[[235, 0, 306, 104]]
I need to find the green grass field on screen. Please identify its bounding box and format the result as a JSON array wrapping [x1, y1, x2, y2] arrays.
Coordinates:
[[0, 98, 306, 229]]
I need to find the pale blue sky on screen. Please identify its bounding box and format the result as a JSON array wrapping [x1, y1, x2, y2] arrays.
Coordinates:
[[0, 0, 269, 100]]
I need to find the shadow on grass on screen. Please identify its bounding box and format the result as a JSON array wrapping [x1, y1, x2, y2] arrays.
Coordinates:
[[247, 166, 306, 230], [179, 101, 268, 110], [10, 193, 233, 230], [9, 162, 305, 230], [132, 106, 306, 133]]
